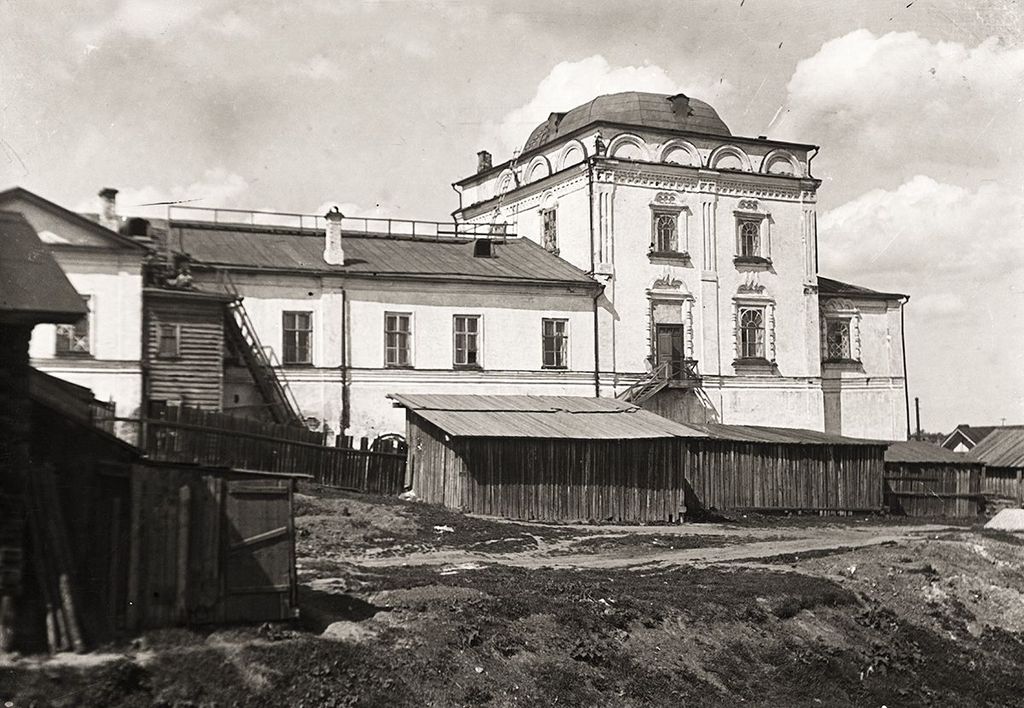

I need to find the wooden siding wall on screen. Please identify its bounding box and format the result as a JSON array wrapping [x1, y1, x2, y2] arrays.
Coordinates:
[[146, 297, 225, 409], [688, 442, 885, 513], [982, 467, 1024, 502], [884, 462, 982, 516], [126, 465, 297, 629]]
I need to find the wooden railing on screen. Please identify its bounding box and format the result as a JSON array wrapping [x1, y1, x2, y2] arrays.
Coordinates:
[[143, 403, 406, 495]]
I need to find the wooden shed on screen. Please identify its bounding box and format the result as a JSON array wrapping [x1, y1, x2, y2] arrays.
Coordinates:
[[18, 370, 299, 652], [392, 393, 704, 523], [687, 423, 887, 513], [883, 440, 983, 516], [968, 428, 1024, 506], [390, 394, 888, 522]]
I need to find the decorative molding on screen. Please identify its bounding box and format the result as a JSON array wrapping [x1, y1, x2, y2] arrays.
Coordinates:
[[737, 271, 765, 294], [738, 199, 759, 211]]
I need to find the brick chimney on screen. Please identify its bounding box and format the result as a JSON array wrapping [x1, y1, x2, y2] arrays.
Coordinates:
[[98, 187, 119, 231], [323, 206, 345, 265], [477, 150, 492, 173]]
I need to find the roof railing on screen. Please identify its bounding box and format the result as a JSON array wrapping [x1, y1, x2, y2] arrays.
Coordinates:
[[167, 205, 515, 241]]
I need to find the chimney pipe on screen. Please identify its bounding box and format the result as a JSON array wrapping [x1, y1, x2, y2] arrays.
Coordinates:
[[477, 150, 492, 173], [98, 187, 119, 232], [323, 206, 345, 266]]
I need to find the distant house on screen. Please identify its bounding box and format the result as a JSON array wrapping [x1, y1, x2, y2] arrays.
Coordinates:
[[0, 187, 149, 423], [942, 424, 1001, 453], [968, 428, 1024, 504]]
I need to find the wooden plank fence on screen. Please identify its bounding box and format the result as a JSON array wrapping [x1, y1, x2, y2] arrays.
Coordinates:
[[144, 402, 406, 495]]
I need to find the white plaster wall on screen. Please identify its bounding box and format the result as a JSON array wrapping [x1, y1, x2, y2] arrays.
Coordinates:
[[29, 251, 144, 417]]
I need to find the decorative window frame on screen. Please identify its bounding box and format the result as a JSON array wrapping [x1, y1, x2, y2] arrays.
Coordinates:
[[607, 133, 651, 161], [557, 140, 588, 170], [759, 148, 803, 177], [731, 295, 777, 370], [525, 155, 551, 183], [646, 286, 696, 366], [539, 199, 558, 255], [657, 139, 702, 167], [648, 192, 691, 262], [708, 144, 753, 172], [820, 298, 862, 364], [733, 203, 772, 267]]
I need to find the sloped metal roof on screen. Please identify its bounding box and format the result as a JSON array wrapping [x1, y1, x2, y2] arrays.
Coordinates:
[[171, 222, 597, 287], [885, 440, 980, 464], [687, 422, 887, 447], [967, 428, 1024, 468], [0, 211, 87, 324], [523, 92, 731, 152], [818, 276, 907, 301], [388, 393, 705, 439]]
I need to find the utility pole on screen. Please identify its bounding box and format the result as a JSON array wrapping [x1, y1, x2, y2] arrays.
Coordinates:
[[914, 397, 922, 440]]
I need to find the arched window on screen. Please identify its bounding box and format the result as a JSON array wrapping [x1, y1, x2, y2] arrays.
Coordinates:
[[662, 147, 696, 166], [611, 142, 644, 160], [560, 145, 584, 169], [655, 213, 678, 252], [739, 307, 765, 359], [739, 221, 760, 257]]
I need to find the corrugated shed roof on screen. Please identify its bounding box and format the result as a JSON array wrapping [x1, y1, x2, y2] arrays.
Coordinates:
[[967, 428, 1024, 468], [0, 211, 88, 324], [171, 222, 597, 287], [885, 440, 980, 464], [523, 92, 732, 152], [388, 393, 705, 439], [687, 422, 887, 447], [818, 276, 907, 301]]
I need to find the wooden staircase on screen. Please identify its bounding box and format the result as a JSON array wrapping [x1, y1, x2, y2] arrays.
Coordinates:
[[617, 362, 672, 405], [220, 275, 304, 426]]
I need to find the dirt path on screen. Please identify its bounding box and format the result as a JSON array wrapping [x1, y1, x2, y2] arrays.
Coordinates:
[[351, 524, 952, 571]]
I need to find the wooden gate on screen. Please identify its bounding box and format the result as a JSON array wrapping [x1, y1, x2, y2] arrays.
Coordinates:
[[222, 478, 297, 623]]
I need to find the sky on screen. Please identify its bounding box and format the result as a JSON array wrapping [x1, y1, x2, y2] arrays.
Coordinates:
[[1, 0, 1022, 432]]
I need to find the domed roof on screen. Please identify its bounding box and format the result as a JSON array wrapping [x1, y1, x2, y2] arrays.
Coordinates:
[[523, 92, 731, 153]]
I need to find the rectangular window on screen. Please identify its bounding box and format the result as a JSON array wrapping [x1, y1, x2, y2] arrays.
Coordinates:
[[653, 212, 679, 252], [385, 312, 412, 367], [157, 323, 181, 358], [825, 319, 852, 360], [738, 307, 765, 359], [738, 220, 761, 258], [453, 315, 481, 367], [542, 318, 568, 369], [541, 208, 557, 253], [55, 295, 91, 356], [282, 311, 312, 364]]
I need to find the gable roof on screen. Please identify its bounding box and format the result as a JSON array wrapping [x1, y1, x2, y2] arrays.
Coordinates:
[[388, 393, 704, 439], [967, 427, 1024, 468], [170, 222, 598, 288], [885, 439, 980, 464], [0, 187, 147, 251], [0, 211, 88, 324], [818, 276, 907, 301], [942, 424, 998, 449]]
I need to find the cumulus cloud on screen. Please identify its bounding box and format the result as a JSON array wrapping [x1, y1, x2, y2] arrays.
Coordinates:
[[819, 175, 1024, 427], [75, 0, 207, 44], [289, 55, 345, 82], [779, 30, 1024, 173], [483, 55, 732, 159], [77, 168, 250, 218]]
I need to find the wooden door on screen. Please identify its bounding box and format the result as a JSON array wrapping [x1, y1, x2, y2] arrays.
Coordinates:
[[221, 478, 297, 623], [656, 324, 685, 380]]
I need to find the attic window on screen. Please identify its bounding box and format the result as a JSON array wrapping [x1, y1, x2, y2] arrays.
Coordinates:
[[473, 238, 494, 258]]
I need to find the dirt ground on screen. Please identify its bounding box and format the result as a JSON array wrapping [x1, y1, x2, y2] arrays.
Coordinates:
[[4, 483, 1024, 707]]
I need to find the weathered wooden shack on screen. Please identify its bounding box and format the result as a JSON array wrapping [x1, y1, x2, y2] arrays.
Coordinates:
[[20, 369, 299, 652], [687, 423, 887, 513], [883, 440, 983, 516], [968, 428, 1024, 506], [390, 394, 887, 522]]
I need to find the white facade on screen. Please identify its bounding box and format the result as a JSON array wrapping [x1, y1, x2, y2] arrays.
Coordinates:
[[454, 95, 908, 439], [207, 272, 598, 437], [0, 190, 145, 421]]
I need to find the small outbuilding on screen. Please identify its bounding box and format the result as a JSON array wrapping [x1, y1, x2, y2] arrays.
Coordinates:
[[390, 394, 888, 522], [968, 428, 1024, 506], [883, 440, 984, 516]]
